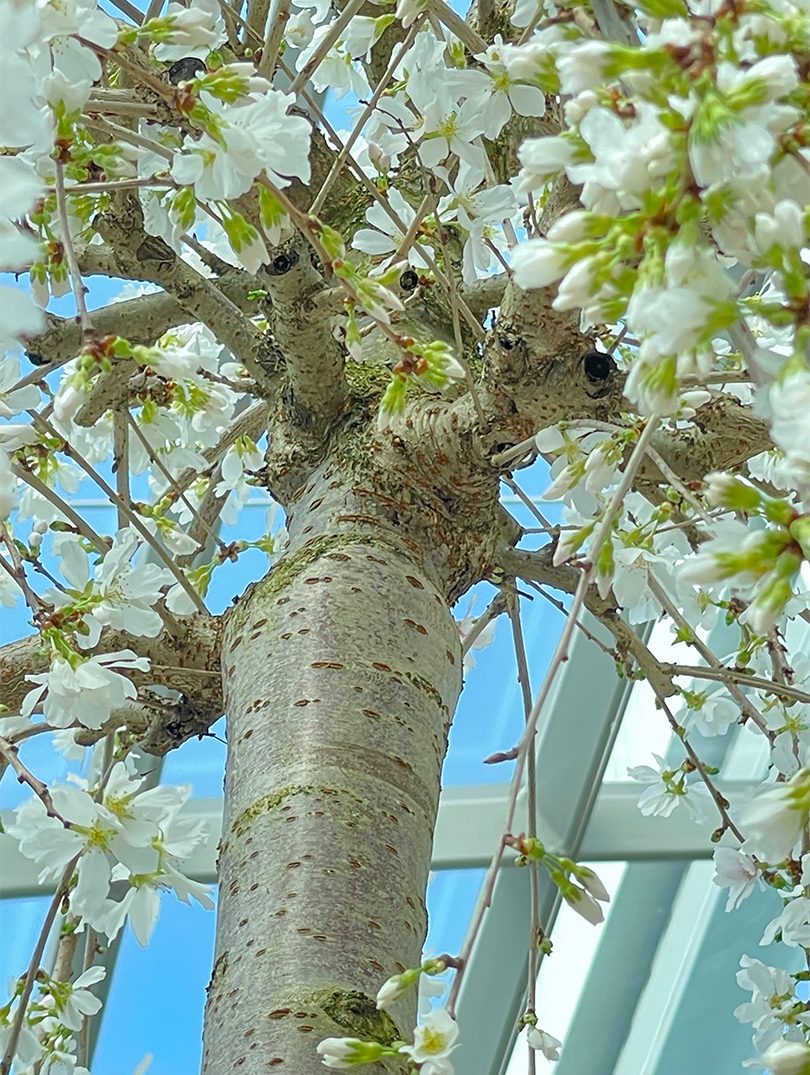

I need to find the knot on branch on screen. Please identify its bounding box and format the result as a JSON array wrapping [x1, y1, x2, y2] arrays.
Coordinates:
[[266, 248, 300, 276], [167, 57, 206, 84], [581, 350, 617, 395]]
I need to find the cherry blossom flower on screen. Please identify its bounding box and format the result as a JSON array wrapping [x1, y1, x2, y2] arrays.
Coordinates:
[[417, 969, 447, 1015], [172, 92, 311, 200], [416, 97, 486, 180], [510, 240, 568, 291], [352, 187, 434, 270], [316, 1037, 388, 1068], [42, 967, 106, 1032], [296, 25, 371, 98], [563, 885, 605, 926], [761, 897, 810, 949], [527, 1027, 562, 1060], [22, 650, 151, 730], [739, 771, 810, 864], [9, 779, 141, 918], [49, 529, 173, 645], [152, 0, 226, 61], [0, 284, 44, 351], [0, 1020, 42, 1069], [286, 9, 315, 48], [0, 356, 41, 419], [713, 847, 758, 911], [34, 0, 118, 105], [400, 1008, 460, 1065], [0, 0, 49, 148], [683, 693, 739, 738], [735, 956, 805, 1053], [566, 104, 675, 214], [470, 35, 546, 139], [628, 755, 711, 820], [746, 1039, 810, 1075]]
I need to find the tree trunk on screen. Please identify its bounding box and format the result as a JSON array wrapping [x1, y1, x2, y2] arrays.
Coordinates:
[[202, 455, 463, 1073]]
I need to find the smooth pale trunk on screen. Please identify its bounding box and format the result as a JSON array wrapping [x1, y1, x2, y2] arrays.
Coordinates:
[[202, 523, 462, 1074]]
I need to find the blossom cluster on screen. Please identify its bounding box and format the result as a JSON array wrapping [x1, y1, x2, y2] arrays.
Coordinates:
[[1, 759, 211, 1072]]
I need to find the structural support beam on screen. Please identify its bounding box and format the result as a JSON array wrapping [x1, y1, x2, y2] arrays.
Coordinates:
[[554, 861, 688, 1075], [612, 861, 788, 1075], [452, 611, 638, 1075], [0, 778, 765, 898]]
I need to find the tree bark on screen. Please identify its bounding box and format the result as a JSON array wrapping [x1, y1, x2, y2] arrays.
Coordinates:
[[202, 469, 463, 1072]]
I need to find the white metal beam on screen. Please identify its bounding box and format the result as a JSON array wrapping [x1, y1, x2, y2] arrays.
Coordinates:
[[0, 779, 763, 898], [612, 861, 789, 1075]]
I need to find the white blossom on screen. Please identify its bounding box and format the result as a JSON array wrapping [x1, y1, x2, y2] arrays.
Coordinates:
[[352, 187, 433, 270], [736, 956, 804, 1052], [747, 1039, 810, 1075], [22, 650, 150, 730], [713, 847, 758, 911], [400, 1009, 460, 1065], [628, 755, 711, 820], [172, 91, 311, 200], [48, 967, 106, 1032], [761, 897, 810, 949], [153, 0, 226, 61], [527, 1027, 562, 1060], [739, 771, 810, 864]]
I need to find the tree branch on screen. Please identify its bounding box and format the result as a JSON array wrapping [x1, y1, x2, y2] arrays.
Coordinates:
[[500, 544, 678, 701], [23, 267, 263, 373], [0, 614, 223, 724], [261, 242, 348, 431], [92, 193, 274, 390]]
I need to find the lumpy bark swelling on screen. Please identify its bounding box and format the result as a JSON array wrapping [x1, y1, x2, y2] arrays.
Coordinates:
[[202, 528, 462, 1074]]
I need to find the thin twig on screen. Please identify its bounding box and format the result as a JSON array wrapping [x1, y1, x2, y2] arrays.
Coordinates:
[[428, 0, 487, 52], [526, 582, 615, 657], [501, 477, 553, 530], [289, 0, 369, 95], [309, 18, 424, 216], [126, 413, 228, 554], [0, 856, 80, 1075], [11, 464, 108, 553], [644, 444, 715, 526], [48, 178, 170, 195], [258, 0, 291, 77], [0, 737, 64, 820], [0, 529, 44, 614], [54, 161, 93, 341], [112, 411, 130, 531], [434, 214, 487, 427], [461, 592, 507, 656], [661, 662, 810, 707], [647, 576, 769, 735], [30, 412, 207, 615], [504, 584, 542, 1075], [275, 55, 484, 340], [657, 691, 746, 843], [448, 417, 660, 1015]]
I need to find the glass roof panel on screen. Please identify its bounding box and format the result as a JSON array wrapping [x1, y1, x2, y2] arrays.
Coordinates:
[[503, 862, 628, 1075]]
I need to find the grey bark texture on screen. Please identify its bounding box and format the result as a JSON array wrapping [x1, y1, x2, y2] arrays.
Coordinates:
[[204, 532, 461, 1073]]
